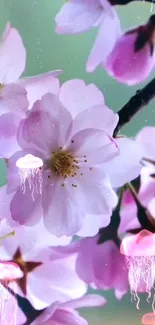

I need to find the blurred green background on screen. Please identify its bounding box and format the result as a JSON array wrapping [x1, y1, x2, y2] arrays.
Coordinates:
[[0, 0, 155, 324]]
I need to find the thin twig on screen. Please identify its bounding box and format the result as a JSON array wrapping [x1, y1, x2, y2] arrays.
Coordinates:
[[114, 77, 155, 136], [110, 0, 154, 5]]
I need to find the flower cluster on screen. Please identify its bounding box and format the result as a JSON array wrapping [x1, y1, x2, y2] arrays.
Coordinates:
[[0, 0, 155, 323], [56, 0, 155, 85]]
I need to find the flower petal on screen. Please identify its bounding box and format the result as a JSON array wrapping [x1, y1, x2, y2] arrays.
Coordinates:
[[55, 2, 102, 34], [28, 254, 87, 309], [62, 294, 107, 309], [0, 23, 26, 83], [42, 180, 84, 236], [68, 128, 119, 165], [29, 94, 73, 149], [136, 126, 155, 160], [0, 84, 28, 116], [19, 70, 62, 110], [104, 137, 143, 187], [59, 79, 105, 118], [72, 104, 118, 136], [10, 187, 42, 226], [86, 11, 121, 72], [0, 113, 21, 158]]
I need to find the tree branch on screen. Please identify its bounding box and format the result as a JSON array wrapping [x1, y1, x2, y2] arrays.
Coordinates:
[[114, 77, 155, 136], [110, 0, 154, 5]]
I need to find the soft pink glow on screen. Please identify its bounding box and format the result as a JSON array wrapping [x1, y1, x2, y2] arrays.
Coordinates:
[[0, 261, 23, 281], [142, 313, 155, 324], [120, 230, 155, 257]]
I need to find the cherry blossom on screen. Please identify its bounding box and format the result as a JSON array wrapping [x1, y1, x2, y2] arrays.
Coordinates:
[[0, 23, 62, 159], [105, 16, 155, 85], [55, 0, 122, 73], [0, 220, 86, 310], [50, 237, 128, 300]]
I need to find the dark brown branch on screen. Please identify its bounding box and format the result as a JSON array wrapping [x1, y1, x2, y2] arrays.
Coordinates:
[[114, 77, 155, 136], [110, 0, 154, 5]]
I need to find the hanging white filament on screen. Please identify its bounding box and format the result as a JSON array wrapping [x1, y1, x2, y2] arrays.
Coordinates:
[[16, 154, 43, 200], [125, 256, 155, 309]]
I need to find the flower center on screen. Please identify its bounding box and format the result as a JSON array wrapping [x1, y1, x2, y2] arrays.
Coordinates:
[[50, 150, 74, 177]]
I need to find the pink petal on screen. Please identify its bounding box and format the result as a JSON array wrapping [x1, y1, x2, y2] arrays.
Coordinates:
[[68, 171, 117, 217], [19, 70, 62, 110], [0, 113, 21, 158], [77, 212, 111, 237], [55, 2, 102, 34], [75, 238, 95, 284], [0, 23, 26, 84], [42, 180, 84, 236], [68, 128, 119, 165], [28, 254, 87, 309], [62, 294, 107, 309], [0, 185, 14, 222], [72, 104, 118, 136], [30, 93, 73, 148], [31, 302, 60, 325], [86, 10, 121, 72], [51, 308, 88, 325], [93, 241, 128, 293], [104, 137, 143, 187], [105, 32, 155, 85], [59, 79, 105, 118], [22, 110, 59, 154], [136, 126, 155, 160], [0, 84, 28, 116], [10, 187, 42, 226]]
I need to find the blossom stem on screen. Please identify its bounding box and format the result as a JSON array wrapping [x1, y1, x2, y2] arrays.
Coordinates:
[[114, 77, 155, 136]]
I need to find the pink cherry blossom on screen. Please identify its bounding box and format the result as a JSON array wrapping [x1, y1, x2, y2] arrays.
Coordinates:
[[55, 1, 122, 73], [31, 294, 107, 325], [0, 23, 62, 159], [58, 79, 144, 189], [0, 220, 86, 310], [6, 93, 119, 237], [105, 21, 155, 85], [51, 236, 128, 300], [2, 79, 144, 236]]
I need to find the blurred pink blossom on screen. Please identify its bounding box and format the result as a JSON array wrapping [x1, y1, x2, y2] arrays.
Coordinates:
[[0, 23, 62, 159], [0, 220, 86, 310], [31, 294, 106, 325], [51, 237, 128, 300], [105, 18, 155, 85], [55, 0, 122, 73]]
